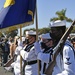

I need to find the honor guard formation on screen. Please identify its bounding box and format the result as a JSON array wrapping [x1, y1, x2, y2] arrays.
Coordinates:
[[0, 20, 75, 75]]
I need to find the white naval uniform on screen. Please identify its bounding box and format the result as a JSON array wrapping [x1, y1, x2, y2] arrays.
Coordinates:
[[20, 43, 41, 75], [11, 45, 23, 75], [52, 40, 75, 75], [37, 48, 52, 75]]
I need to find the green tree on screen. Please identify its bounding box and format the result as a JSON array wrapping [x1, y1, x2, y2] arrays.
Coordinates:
[[50, 9, 73, 22], [39, 28, 50, 34], [50, 9, 75, 34], [7, 29, 18, 38], [23, 27, 50, 35]]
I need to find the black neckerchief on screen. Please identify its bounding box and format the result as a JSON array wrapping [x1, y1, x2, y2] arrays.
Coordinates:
[[43, 47, 53, 54], [24, 43, 34, 52]]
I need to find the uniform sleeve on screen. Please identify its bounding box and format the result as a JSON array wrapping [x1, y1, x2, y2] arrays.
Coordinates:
[[20, 49, 37, 61], [37, 52, 50, 63], [59, 45, 75, 75], [15, 46, 22, 55], [20, 50, 28, 60]]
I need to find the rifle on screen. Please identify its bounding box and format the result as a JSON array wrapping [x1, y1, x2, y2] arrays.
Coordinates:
[[45, 20, 75, 75]]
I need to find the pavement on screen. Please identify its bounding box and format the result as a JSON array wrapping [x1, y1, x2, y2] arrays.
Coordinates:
[[0, 66, 13, 75], [0, 53, 13, 75]]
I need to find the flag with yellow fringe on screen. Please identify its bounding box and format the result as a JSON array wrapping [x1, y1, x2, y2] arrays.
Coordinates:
[[0, 0, 36, 32]]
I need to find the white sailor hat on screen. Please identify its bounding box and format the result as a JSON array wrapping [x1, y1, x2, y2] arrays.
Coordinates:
[[25, 30, 36, 35], [50, 20, 66, 27], [41, 33, 52, 39]]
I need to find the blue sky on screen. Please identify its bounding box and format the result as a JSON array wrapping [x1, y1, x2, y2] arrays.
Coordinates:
[[0, 0, 75, 35]]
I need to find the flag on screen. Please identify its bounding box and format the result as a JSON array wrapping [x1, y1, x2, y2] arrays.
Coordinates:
[[0, 0, 36, 32]]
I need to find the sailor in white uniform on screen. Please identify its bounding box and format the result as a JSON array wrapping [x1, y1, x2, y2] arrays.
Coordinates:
[[52, 40, 75, 75], [20, 30, 41, 75], [46, 20, 75, 75], [11, 46, 23, 75], [37, 33, 53, 75], [11, 37, 26, 75]]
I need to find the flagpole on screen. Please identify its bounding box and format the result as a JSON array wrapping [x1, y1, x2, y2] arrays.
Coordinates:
[[20, 25, 22, 75], [36, 3, 38, 41], [35, 1, 40, 75]]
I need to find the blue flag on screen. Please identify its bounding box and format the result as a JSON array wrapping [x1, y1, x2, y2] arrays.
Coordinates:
[[0, 0, 36, 31]]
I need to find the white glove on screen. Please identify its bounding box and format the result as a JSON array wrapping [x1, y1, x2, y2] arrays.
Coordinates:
[[34, 41, 41, 55]]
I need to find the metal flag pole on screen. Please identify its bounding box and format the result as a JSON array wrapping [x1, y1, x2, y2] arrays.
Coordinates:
[[35, 1, 40, 75]]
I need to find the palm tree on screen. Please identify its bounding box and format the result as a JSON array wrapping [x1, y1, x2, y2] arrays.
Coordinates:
[[50, 9, 73, 22]]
